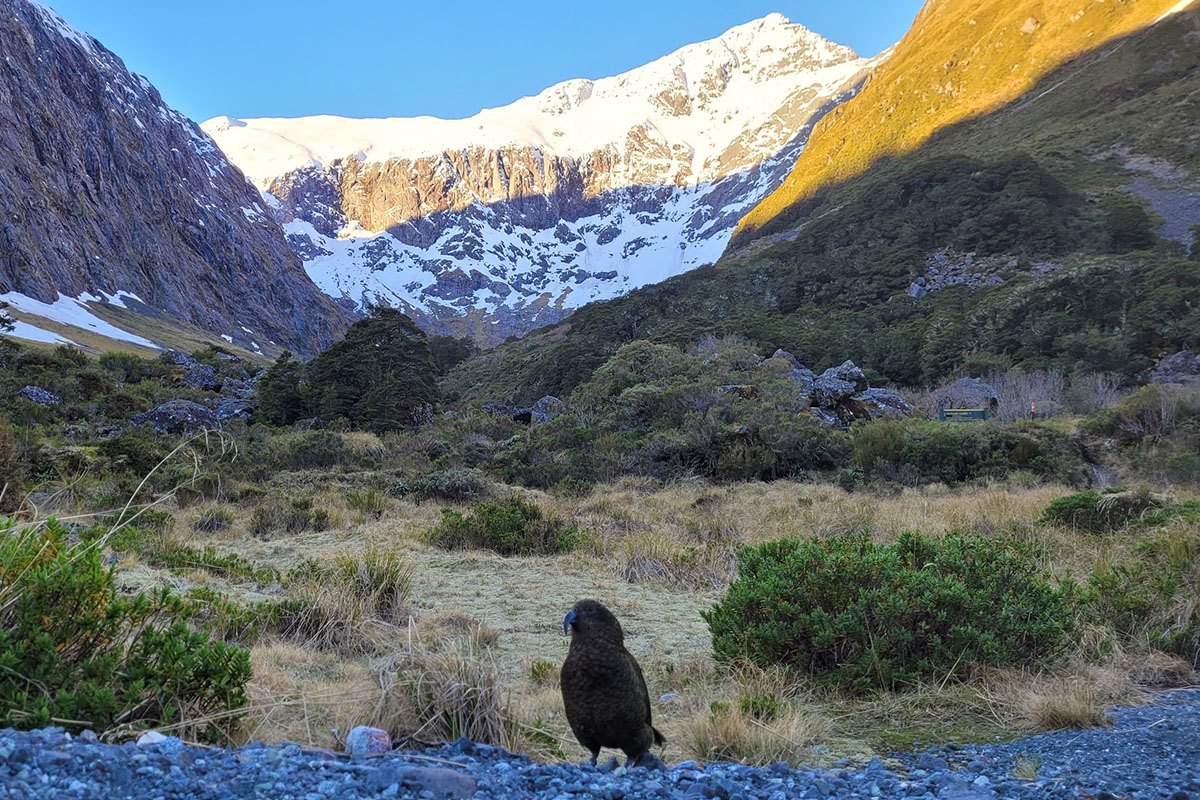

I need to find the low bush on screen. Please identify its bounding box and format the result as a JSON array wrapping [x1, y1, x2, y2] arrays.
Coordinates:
[[346, 487, 388, 518], [391, 468, 489, 503], [249, 496, 328, 539], [1090, 533, 1200, 667], [0, 518, 251, 741], [1038, 487, 1180, 533], [703, 531, 1077, 692], [426, 496, 581, 556], [852, 419, 1083, 485]]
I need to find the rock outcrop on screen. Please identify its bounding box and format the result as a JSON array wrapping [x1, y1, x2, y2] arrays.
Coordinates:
[[0, 0, 351, 356], [1152, 350, 1200, 385], [204, 15, 879, 344]]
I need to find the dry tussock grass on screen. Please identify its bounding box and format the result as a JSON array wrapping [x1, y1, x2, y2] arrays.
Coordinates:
[[123, 472, 1198, 759]]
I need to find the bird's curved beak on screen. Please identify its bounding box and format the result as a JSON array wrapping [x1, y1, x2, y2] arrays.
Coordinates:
[[562, 608, 577, 635]]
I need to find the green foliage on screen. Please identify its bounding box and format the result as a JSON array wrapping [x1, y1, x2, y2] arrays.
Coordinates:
[[703, 531, 1077, 692], [852, 419, 1083, 486], [1036, 487, 1168, 533], [529, 659, 558, 686], [346, 487, 388, 518], [0, 414, 23, 513], [249, 496, 328, 540], [1105, 198, 1157, 253], [305, 307, 439, 432], [0, 519, 250, 740], [391, 468, 490, 503], [255, 350, 306, 427], [269, 430, 351, 470], [1089, 533, 1200, 665], [426, 496, 581, 556], [428, 336, 478, 376]]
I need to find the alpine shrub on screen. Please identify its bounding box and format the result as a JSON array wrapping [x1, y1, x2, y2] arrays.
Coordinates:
[[0, 519, 251, 740], [1038, 487, 1164, 533], [703, 531, 1076, 692], [427, 496, 580, 556]]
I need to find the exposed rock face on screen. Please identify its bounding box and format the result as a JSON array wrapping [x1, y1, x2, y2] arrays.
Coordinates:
[[1152, 350, 1200, 385], [17, 385, 60, 405], [204, 15, 878, 344], [0, 0, 350, 356]]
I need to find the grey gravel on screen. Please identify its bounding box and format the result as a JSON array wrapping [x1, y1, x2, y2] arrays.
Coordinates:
[[2, 689, 1198, 799]]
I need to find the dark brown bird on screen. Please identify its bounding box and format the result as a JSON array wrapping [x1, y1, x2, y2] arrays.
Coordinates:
[[560, 599, 665, 767]]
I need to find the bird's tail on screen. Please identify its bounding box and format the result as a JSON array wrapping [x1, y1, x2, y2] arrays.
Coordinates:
[[652, 726, 666, 746]]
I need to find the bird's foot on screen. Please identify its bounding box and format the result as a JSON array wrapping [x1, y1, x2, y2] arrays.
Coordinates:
[[627, 752, 666, 771]]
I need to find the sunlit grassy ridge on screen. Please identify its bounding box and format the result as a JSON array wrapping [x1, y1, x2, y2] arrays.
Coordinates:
[[733, 0, 1184, 245]]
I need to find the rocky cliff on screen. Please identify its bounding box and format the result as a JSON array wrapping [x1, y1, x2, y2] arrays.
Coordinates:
[[0, 0, 351, 356], [204, 15, 877, 344]]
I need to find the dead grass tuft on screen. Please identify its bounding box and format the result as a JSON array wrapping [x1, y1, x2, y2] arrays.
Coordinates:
[[679, 703, 833, 765]]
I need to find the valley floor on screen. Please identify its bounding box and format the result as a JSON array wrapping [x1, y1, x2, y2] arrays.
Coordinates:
[[106, 477, 1198, 765]]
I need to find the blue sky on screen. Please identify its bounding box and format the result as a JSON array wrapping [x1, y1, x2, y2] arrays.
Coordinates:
[[46, 1, 925, 123]]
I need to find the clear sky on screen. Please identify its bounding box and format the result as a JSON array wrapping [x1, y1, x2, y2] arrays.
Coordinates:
[[44, 0, 926, 124]]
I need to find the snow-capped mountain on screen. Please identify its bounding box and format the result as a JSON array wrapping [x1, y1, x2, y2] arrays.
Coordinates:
[[204, 14, 878, 344], [0, 0, 350, 356]]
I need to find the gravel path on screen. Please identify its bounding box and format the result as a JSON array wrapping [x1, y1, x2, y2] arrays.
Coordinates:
[[2, 690, 1198, 799]]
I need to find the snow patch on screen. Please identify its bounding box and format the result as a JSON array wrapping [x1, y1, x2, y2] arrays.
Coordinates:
[[1, 292, 159, 348], [3, 319, 77, 345]]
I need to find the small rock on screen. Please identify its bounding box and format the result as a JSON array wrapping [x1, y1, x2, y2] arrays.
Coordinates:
[[659, 693, 680, 703], [345, 725, 391, 756]]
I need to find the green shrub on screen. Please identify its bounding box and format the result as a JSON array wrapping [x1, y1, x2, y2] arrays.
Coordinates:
[[427, 496, 581, 556], [1038, 487, 1164, 533], [1090, 533, 1199, 666], [703, 531, 1076, 692], [270, 430, 351, 470], [391, 468, 490, 503], [249, 496, 325, 539], [0, 414, 24, 513], [346, 487, 388, 518], [0, 518, 251, 740]]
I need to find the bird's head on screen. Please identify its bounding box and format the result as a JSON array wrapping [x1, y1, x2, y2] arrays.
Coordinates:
[[562, 598, 624, 643]]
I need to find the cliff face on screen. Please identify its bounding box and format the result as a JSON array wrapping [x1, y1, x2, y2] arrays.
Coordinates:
[[205, 14, 876, 344], [0, 0, 351, 356]]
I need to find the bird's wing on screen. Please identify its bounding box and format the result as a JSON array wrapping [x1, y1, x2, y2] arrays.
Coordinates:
[[630, 651, 653, 725]]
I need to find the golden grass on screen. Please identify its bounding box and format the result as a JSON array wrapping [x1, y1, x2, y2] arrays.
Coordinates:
[[107, 472, 1198, 760]]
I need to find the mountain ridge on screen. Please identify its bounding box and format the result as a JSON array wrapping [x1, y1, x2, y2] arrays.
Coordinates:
[[204, 15, 879, 344], [0, 0, 351, 357]]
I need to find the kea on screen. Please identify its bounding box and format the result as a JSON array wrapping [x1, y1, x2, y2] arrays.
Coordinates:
[[560, 599, 665, 767]]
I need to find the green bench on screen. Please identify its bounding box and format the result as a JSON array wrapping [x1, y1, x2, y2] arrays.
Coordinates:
[[938, 407, 990, 421]]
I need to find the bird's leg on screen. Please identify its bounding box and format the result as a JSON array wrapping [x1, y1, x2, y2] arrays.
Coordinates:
[[590, 751, 599, 767]]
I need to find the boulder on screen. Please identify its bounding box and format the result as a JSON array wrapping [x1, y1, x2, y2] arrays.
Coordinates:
[[1152, 350, 1200, 385], [765, 350, 817, 390], [159, 349, 199, 369], [530, 395, 564, 423], [821, 360, 869, 393], [180, 364, 220, 391], [855, 388, 914, 420], [17, 385, 61, 405], [935, 377, 1000, 411], [345, 725, 391, 756], [220, 377, 255, 399], [810, 376, 857, 408], [215, 399, 255, 421], [131, 400, 219, 434]]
